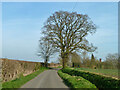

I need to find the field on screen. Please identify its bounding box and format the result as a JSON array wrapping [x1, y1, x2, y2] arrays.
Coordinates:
[[74, 68, 118, 79]]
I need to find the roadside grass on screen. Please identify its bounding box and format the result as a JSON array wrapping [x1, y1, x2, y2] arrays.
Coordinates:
[[62, 68, 120, 88], [56, 66, 63, 68], [2, 67, 48, 89], [0, 83, 2, 90], [58, 70, 97, 88], [74, 68, 118, 78]]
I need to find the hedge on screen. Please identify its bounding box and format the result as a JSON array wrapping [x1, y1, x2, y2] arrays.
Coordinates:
[[58, 70, 97, 88], [62, 68, 120, 88], [2, 67, 48, 88]]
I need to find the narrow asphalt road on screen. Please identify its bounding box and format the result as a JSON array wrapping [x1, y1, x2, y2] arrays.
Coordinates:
[[21, 69, 68, 88]]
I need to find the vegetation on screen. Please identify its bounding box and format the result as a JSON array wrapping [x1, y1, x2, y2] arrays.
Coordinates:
[[76, 51, 101, 69], [54, 66, 62, 68], [61, 68, 120, 88], [2, 58, 42, 82], [68, 52, 82, 67], [74, 68, 118, 78], [70, 52, 119, 70], [41, 11, 97, 68], [102, 53, 118, 69], [2, 67, 47, 88], [58, 70, 97, 88], [56, 66, 63, 68], [38, 37, 57, 68]]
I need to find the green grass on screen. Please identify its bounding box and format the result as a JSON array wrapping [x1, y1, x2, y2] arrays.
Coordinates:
[[0, 84, 2, 90], [56, 66, 63, 68], [2, 67, 48, 88], [74, 68, 118, 78], [62, 68, 120, 88], [58, 70, 97, 88]]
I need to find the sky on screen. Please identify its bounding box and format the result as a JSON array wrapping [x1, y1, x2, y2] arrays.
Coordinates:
[[2, 2, 118, 62]]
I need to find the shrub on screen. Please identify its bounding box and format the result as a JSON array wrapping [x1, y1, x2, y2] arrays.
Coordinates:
[[58, 70, 96, 88], [62, 68, 120, 88]]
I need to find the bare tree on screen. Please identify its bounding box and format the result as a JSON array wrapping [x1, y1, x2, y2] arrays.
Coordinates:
[[42, 11, 97, 68], [81, 51, 88, 64], [69, 52, 81, 67], [103, 53, 118, 69], [38, 37, 57, 67], [58, 55, 62, 65]]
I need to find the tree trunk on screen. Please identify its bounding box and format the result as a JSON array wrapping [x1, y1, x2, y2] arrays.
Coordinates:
[[61, 52, 68, 69], [72, 63, 74, 67], [45, 61, 47, 68], [45, 57, 48, 68], [62, 57, 65, 69]]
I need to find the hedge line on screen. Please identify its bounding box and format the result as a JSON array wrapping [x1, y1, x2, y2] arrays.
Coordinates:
[[61, 68, 120, 88], [58, 70, 97, 88]]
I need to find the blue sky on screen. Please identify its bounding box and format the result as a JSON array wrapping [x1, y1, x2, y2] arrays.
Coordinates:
[[2, 2, 118, 62]]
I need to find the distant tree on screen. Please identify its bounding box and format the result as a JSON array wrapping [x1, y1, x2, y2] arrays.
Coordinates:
[[80, 51, 90, 67], [90, 53, 95, 68], [103, 53, 118, 69], [91, 53, 95, 61], [81, 51, 88, 64], [42, 11, 97, 68], [84, 57, 91, 68], [58, 56, 62, 65], [118, 55, 120, 69], [38, 37, 57, 67], [68, 52, 81, 67]]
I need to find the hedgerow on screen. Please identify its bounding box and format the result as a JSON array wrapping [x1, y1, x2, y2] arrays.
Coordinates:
[[2, 67, 47, 88], [61, 68, 120, 88], [58, 70, 97, 88]]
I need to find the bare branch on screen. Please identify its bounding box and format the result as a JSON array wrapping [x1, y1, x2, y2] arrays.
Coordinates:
[[41, 11, 97, 68]]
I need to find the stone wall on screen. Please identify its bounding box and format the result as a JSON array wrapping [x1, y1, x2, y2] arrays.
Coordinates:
[[1, 58, 41, 82]]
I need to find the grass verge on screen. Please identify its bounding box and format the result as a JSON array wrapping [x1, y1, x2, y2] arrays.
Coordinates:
[[58, 70, 97, 88], [62, 68, 120, 88], [2, 67, 48, 89], [56, 66, 63, 68]]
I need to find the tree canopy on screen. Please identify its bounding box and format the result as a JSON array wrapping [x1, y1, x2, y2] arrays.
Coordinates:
[[41, 11, 97, 68], [38, 37, 57, 67]]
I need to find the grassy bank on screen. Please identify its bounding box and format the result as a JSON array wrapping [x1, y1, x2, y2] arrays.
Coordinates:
[[2, 67, 48, 88], [74, 68, 118, 78], [58, 70, 97, 88], [62, 68, 120, 88]]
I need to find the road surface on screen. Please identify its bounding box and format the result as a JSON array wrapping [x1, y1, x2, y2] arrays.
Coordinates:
[[21, 69, 68, 88]]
